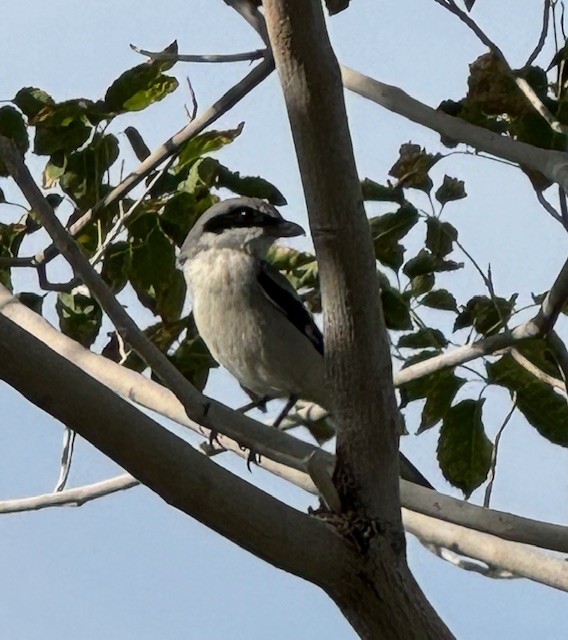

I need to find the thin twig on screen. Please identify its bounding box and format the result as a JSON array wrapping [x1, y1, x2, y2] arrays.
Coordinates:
[[89, 157, 176, 268], [0, 256, 35, 268], [223, 0, 270, 44], [526, 0, 552, 66], [0, 136, 318, 476], [0, 474, 139, 514], [483, 397, 516, 507], [34, 56, 275, 267], [396, 253, 568, 385], [54, 428, 76, 492], [559, 186, 568, 227], [510, 348, 566, 394], [515, 76, 567, 135], [546, 329, 568, 393], [131, 43, 267, 63], [37, 262, 80, 293], [535, 188, 567, 228], [433, 0, 506, 60], [186, 76, 198, 121]]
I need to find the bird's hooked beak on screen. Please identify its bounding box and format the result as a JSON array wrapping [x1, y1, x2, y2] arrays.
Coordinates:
[[268, 219, 305, 238]]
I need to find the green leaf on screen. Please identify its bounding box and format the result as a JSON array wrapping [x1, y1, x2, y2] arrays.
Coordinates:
[[267, 246, 315, 271], [101, 241, 132, 293], [161, 192, 218, 246], [389, 143, 442, 193], [435, 175, 467, 205], [16, 292, 45, 315], [13, 87, 54, 119], [267, 246, 319, 292], [176, 124, 244, 172], [146, 40, 179, 73], [32, 99, 105, 155], [369, 203, 419, 271], [410, 273, 435, 296], [361, 178, 404, 203], [303, 416, 336, 445], [59, 133, 119, 208], [215, 163, 287, 205], [0, 222, 27, 290], [487, 342, 568, 446], [421, 289, 458, 312], [56, 292, 102, 348], [403, 249, 463, 278], [46, 193, 64, 209], [400, 351, 457, 404], [425, 218, 458, 258], [104, 64, 179, 113], [419, 371, 466, 433], [124, 126, 150, 161], [437, 399, 493, 497], [169, 334, 218, 391], [381, 284, 412, 330], [128, 212, 186, 323], [0, 107, 29, 176], [398, 328, 448, 349], [453, 294, 517, 335], [399, 351, 466, 432]]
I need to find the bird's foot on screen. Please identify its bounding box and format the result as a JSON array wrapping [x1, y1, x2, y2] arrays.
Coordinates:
[[239, 444, 261, 471], [272, 395, 298, 429]]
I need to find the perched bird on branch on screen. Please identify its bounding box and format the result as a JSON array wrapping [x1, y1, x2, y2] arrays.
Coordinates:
[[178, 197, 430, 487]]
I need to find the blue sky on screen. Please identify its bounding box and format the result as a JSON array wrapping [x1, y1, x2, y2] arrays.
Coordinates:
[[1, 1, 567, 638]]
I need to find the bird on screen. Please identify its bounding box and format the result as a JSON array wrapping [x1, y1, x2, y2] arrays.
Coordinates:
[[178, 196, 431, 488]]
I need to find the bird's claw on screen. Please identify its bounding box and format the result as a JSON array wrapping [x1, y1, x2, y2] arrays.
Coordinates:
[[239, 444, 261, 471], [209, 430, 223, 449]]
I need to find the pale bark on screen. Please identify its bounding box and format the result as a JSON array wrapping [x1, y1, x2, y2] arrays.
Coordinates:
[[263, 1, 454, 638], [3, 285, 568, 558], [0, 313, 348, 588]]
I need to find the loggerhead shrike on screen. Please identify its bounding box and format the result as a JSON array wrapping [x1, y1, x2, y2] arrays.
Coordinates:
[[178, 197, 430, 487]]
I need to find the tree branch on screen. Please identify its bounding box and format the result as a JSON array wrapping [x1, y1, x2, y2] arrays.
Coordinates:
[[4, 286, 568, 572], [395, 252, 568, 385], [341, 66, 568, 192], [35, 55, 274, 267], [131, 43, 267, 63], [0, 137, 337, 477], [0, 312, 347, 587], [264, 2, 453, 638], [526, 0, 552, 66], [432, 0, 506, 59], [403, 509, 568, 592], [0, 474, 139, 513]]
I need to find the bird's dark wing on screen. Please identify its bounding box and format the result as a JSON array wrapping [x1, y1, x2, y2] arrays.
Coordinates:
[[257, 260, 323, 355]]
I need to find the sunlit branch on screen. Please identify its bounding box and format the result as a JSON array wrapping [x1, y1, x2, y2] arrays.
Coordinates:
[[483, 398, 516, 507], [395, 253, 568, 385], [432, 0, 505, 59], [2, 284, 568, 559], [0, 135, 318, 476], [0, 474, 139, 514], [526, 0, 552, 66], [131, 43, 267, 63], [35, 55, 275, 267], [341, 66, 568, 192]]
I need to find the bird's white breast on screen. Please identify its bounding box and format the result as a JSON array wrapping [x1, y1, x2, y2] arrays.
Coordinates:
[[182, 247, 327, 405]]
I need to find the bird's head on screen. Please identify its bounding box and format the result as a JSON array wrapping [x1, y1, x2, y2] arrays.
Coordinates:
[[177, 197, 304, 265]]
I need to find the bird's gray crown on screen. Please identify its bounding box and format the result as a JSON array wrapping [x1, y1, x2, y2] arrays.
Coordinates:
[[178, 197, 304, 263]]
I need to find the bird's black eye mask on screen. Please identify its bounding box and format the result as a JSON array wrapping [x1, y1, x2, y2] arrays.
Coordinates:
[[203, 206, 281, 234]]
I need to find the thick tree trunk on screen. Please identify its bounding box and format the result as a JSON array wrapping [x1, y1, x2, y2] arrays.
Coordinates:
[[263, 1, 455, 637]]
